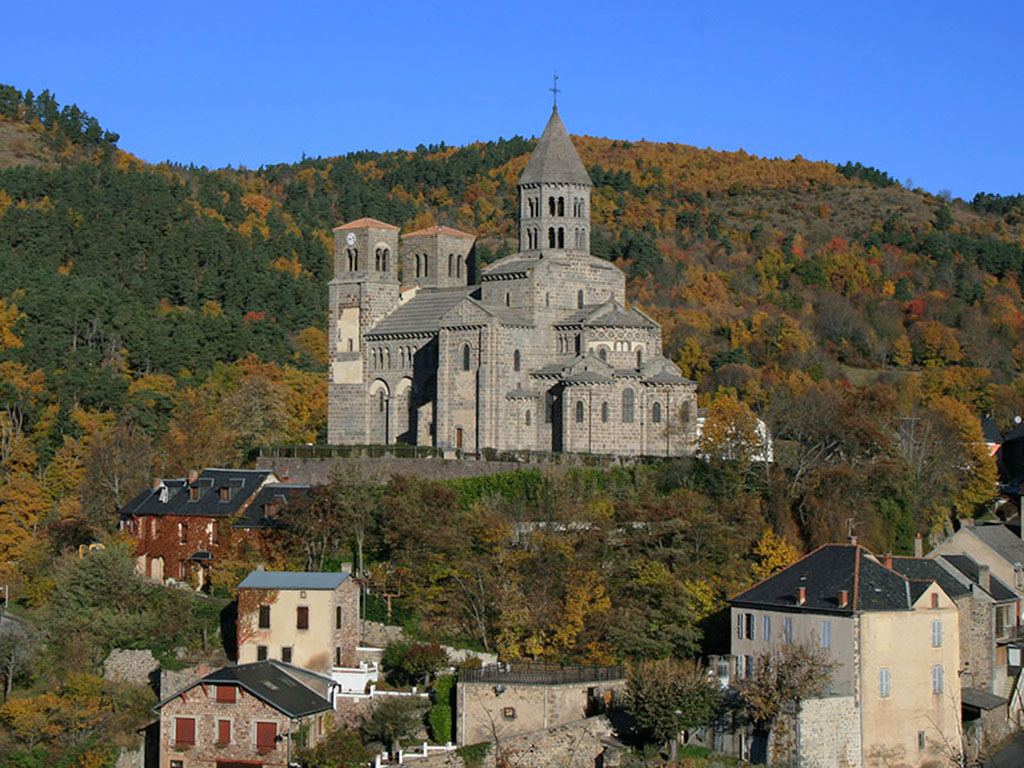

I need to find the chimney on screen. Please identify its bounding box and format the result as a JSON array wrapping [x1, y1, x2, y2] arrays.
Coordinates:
[[152, 477, 162, 489], [797, 586, 807, 605], [282, 465, 291, 483], [848, 535, 858, 546], [914, 533, 923, 558], [884, 553, 894, 570], [838, 589, 849, 608], [188, 469, 199, 484], [978, 564, 991, 593]]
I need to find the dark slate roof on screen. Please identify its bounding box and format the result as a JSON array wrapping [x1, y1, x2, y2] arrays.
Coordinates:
[[732, 545, 920, 614], [519, 108, 592, 187], [982, 417, 1004, 444], [556, 301, 653, 329], [155, 661, 332, 718], [368, 288, 472, 336], [939, 554, 1018, 602], [483, 258, 540, 277], [891, 556, 971, 600], [1003, 421, 1024, 442], [962, 687, 1006, 711], [967, 523, 1024, 567], [239, 571, 349, 590], [118, 469, 276, 520], [236, 483, 308, 529], [563, 371, 614, 384]]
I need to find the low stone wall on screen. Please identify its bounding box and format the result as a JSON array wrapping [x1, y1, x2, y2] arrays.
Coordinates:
[[103, 649, 160, 687], [796, 695, 861, 768], [409, 714, 615, 768], [257, 456, 527, 486], [159, 664, 216, 699]]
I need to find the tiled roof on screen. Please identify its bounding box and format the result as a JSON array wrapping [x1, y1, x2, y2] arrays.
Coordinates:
[[333, 217, 399, 231], [403, 225, 475, 240], [557, 300, 655, 329], [368, 288, 472, 336], [236, 483, 308, 529], [891, 556, 971, 599], [239, 571, 350, 591], [563, 371, 614, 384], [961, 687, 1007, 710], [519, 108, 592, 187], [732, 544, 923, 614], [156, 661, 332, 718], [483, 259, 539, 277], [939, 554, 1018, 602], [967, 523, 1024, 568], [118, 469, 277, 521]]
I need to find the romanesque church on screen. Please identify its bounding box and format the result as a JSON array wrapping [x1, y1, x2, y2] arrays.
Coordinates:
[[327, 108, 697, 457]]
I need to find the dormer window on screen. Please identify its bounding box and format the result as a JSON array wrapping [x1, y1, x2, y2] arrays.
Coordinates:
[[219, 487, 230, 502], [189, 487, 199, 502], [266, 502, 279, 519]]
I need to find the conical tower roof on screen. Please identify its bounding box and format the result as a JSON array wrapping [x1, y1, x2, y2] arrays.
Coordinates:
[[519, 107, 592, 187]]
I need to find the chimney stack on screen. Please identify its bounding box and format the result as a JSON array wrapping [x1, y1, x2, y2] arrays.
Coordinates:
[[978, 564, 991, 593], [914, 533, 923, 558], [884, 553, 894, 570], [282, 465, 291, 483], [152, 478, 162, 489], [797, 586, 807, 606], [188, 468, 199, 484], [838, 589, 849, 608]]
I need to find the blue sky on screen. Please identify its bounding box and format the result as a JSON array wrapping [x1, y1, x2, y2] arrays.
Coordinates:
[[2, 1, 1020, 199]]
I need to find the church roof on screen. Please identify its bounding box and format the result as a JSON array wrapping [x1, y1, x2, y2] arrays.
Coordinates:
[[403, 225, 476, 240], [367, 288, 472, 336], [558, 300, 656, 329], [519, 108, 592, 187], [482, 258, 540, 278], [333, 217, 400, 231]]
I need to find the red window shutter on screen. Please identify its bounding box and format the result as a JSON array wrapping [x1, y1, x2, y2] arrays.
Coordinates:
[[256, 721, 277, 749], [218, 719, 231, 744], [216, 685, 236, 703], [175, 717, 196, 745]]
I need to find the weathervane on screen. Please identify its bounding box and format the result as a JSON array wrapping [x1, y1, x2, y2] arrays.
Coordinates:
[[550, 73, 561, 108]]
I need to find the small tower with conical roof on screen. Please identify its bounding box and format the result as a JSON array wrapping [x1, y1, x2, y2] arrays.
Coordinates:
[[518, 107, 592, 254]]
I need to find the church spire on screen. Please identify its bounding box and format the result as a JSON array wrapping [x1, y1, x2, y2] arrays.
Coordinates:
[[518, 109, 592, 254]]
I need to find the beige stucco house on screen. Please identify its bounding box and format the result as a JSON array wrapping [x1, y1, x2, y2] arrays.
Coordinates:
[[725, 544, 962, 767]]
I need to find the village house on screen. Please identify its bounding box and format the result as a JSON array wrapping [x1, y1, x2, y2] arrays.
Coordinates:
[[719, 543, 962, 767], [235, 570, 374, 695], [118, 468, 307, 589], [455, 662, 625, 747], [154, 660, 334, 768]]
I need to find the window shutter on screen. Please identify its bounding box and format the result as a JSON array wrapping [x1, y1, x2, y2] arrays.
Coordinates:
[[932, 620, 942, 647], [763, 615, 771, 641], [879, 669, 891, 698], [175, 718, 196, 745], [932, 665, 943, 694], [218, 719, 231, 744], [256, 721, 277, 749]]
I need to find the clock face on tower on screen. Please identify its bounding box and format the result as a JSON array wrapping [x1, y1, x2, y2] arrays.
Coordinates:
[[345, 232, 356, 246]]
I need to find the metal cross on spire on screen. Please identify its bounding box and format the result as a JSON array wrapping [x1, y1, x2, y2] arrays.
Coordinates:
[[550, 73, 561, 108]]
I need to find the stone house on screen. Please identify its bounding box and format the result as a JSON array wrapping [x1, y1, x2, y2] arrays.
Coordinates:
[[326, 108, 697, 457], [455, 662, 624, 747], [154, 660, 334, 768], [118, 469, 307, 589], [236, 570, 364, 690], [722, 543, 962, 767]]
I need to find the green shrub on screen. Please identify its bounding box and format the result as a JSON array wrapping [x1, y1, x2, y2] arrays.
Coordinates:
[[427, 703, 452, 744]]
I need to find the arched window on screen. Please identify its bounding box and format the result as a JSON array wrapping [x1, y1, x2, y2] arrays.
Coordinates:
[[505, 292, 511, 307], [525, 410, 532, 426], [545, 293, 551, 307], [415, 254, 421, 278], [353, 249, 358, 271], [548, 228, 556, 248], [558, 197, 565, 216], [378, 390, 386, 412], [558, 228, 564, 248], [375, 249, 382, 271], [548, 197, 555, 215], [382, 248, 389, 271], [577, 290, 584, 309], [601, 402, 609, 423], [462, 344, 471, 371], [652, 402, 662, 423], [448, 253, 453, 277], [637, 348, 643, 367], [514, 350, 521, 371], [347, 249, 354, 271], [457, 255, 463, 279], [599, 347, 608, 361], [574, 335, 581, 354], [622, 389, 635, 423], [575, 401, 584, 423], [347, 339, 353, 352], [423, 255, 428, 277]]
